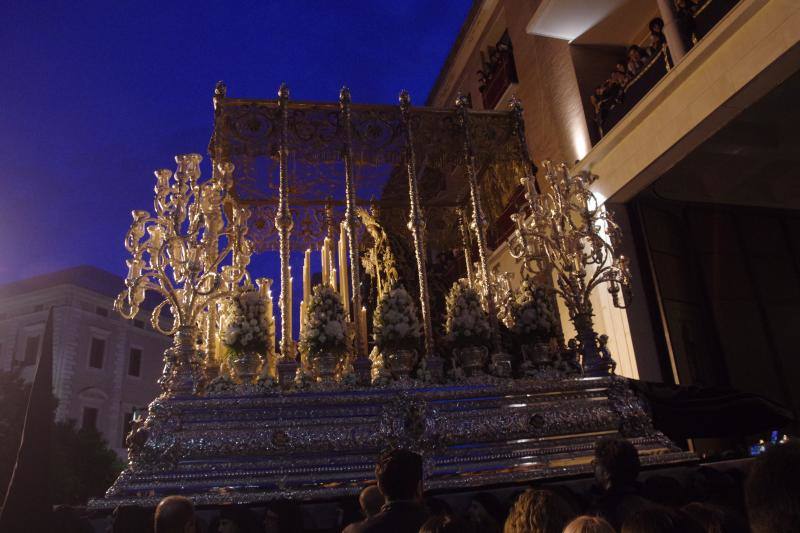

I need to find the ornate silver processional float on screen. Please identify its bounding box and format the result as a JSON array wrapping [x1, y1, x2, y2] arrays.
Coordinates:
[[92, 83, 693, 509]]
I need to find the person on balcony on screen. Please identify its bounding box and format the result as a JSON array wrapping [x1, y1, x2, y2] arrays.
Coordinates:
[[626, 46, 646, 77], [644, 18, 666, 58]]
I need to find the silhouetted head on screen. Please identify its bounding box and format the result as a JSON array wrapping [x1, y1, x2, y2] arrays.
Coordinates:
[[622, 506, 704, 533], [649, 18, 664, 33], [682, 502, 749, 533], [375, 449, 423, 501], [594, 437, 640, 491], [420, 514, 474, 533], [112, 504, 154, 533], [154, 496, 195, 533], [564, 515, 616, 533], [359, 485, 385, 518], [504, 489, 575, 533], [746, 441, 800, 533]]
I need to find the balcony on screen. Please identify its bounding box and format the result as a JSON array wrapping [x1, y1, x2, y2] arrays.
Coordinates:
[[591, 0, 742, 140], [477, 31, 519, 110]]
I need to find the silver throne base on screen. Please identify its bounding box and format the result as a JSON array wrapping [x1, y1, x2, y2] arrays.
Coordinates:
[[91, 376, 695, 509]]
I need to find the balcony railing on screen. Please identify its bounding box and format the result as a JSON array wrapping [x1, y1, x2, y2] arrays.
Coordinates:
[[478, 32, 519, 110], [596, 46, 672, 138], [592, 0, 740, 140]]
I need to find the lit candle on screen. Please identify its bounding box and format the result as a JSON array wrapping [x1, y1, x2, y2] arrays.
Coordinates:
[[331, 267, 338, 293], [267, 289, 274, 352], [339, 222, 350, 317], [288, 268, 293, 340], [321, 237, 330, 287], [299, 299, 306, 337], [303, 249, 311, 304], [359, 306, 368, 356]]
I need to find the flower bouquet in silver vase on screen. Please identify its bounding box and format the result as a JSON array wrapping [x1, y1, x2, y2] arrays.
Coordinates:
[[373, 285, 421, 381], [299, 285, 348, 384], [445, 280, 492, 377], [512, 281, 559, 376], [221, 289, 269, 384]]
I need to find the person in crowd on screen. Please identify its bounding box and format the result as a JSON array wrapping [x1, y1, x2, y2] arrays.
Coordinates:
[[208, 506, 260, 533], [745, 440, 800, 533], [621, 506, 704, 533], [644, 18, 666, 58], [463, 492, 505, 533], [626, 45, 645, 77], [682, 502, 749, 533], [423, 496, 453, 518], [261, 501, 303, 533], [503, 488, 575, 533], [154, 495, 196, 533], [110, 504, 154, 533], [418, 514, 474, 533], [563, 515, 616, 533], [674, 0, 700, 48], [343, 486, 385, 533], [588, 437, 650, 530], [348, 449, 428, 533], [642, 475, 686, 508]]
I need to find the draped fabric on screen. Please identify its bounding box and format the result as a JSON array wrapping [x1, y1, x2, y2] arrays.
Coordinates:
[[0, 308, 54, 532], [631, 379, 796, 441]]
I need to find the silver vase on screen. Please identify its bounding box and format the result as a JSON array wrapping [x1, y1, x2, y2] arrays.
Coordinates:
[[310, 352, 340, 384], [385, 348, 418, 380], [522, 342, 556, 367], [231, 352, 262, 384], [454, 345, 488, 376]]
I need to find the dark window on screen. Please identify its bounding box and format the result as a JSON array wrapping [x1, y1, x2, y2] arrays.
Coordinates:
[[89, 338, 105, 369], [23, 335, 40, 366], [33, 304, 43, 312], [122, 412, 133, 447], [133, 319, 145, 329], [128, 348, 142, 377], [96, 307, 109, 317], [82, 407, 98, 431]]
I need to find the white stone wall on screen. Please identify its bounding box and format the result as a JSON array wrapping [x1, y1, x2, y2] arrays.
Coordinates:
[[0, 284, 169, 457]]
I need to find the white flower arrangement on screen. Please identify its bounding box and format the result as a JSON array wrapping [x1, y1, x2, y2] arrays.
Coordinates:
[[339, 368, 358, 387], [206, 374, 235, 395], [373, 285, 421, 352], [294, 367, 313, 388], [255, 374, 277, 392], [511, 281, 558, 343], [221, 289, 270, 358], [299, 284, 348, 356], [414, 357, 435, 383], [445, 280, 492, 348]]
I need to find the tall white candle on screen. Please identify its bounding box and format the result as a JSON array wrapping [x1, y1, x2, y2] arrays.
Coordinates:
[[267, 289, 274, 352], [288, 267, 293, 341], [321, 238, 330, 287], [303, 249, 311, 304], [359, 306, 368, 356], [339, 222, 350, 317], [299, 299, 306, 337]]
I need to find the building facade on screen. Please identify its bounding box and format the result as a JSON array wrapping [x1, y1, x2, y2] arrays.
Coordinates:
[[0, 266, 169, 457], [429, 0, 800, 438]]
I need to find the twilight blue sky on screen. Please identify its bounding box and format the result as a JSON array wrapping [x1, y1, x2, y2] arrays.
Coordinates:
[[0, 1, 471, 285]]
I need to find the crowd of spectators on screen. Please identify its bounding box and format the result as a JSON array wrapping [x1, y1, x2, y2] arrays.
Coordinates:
[[57, 437, 798, 532], [590, 18, 667, 130]]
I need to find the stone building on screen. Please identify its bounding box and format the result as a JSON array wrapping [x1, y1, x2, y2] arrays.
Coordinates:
[[430, 0, 800, 434], [0, 266, 169, 457]]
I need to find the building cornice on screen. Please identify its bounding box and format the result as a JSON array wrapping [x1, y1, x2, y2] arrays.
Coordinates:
[[426, 0, 500, 106]]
